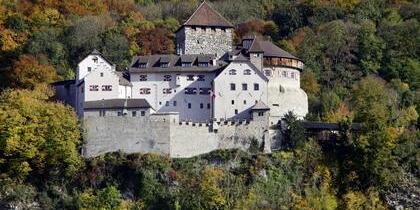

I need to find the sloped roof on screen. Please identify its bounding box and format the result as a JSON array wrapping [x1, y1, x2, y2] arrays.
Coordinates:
[[256, 38, 298, 59], [233, 53, 249, 62], [182, 1, 233, 28], [129, 54, 225, 73], [251, 101, 270, 110], [84, 99, 151, 110], [115, 72, 132, 87], [248, 38, 264, 53]]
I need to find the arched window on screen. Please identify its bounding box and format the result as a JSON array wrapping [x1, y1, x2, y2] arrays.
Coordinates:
[[244, 69, 251, 75], [229, 69, 237, 75]]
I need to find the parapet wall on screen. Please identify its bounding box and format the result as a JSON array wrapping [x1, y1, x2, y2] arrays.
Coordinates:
[[83, 113, 272, 158]]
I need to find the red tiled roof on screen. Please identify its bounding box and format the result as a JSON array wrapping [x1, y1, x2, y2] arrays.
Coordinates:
[[183, 1, 233, 28]]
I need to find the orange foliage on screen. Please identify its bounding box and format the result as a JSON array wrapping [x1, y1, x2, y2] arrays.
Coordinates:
[[0, 29, 28, 52], [324, 102, 354, 123], [290, 27, 311, 49], [236, 19, 265, 38], [9, 55, 60, 89], [136, 28, 175, 55], [61, 0, 108, 16], [105, 0, 137, 17]]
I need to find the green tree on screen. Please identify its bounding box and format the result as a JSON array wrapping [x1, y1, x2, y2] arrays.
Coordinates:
[[358, 20, 384, 75], [0, 85, 83, 182]]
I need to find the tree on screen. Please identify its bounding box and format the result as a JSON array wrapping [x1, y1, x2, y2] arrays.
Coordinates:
[[136, 28, 175, 55], [0, 85, 83, 182], [9, 55, 59, 89], [358, 20, 384, 75]]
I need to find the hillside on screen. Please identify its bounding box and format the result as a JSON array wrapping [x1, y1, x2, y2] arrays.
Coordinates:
[[0, 0, 419, 209]]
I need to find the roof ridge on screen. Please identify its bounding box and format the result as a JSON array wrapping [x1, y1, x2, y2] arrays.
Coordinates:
[[182, 1, 233, 28]]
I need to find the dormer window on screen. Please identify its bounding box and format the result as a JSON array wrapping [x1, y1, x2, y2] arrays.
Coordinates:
[[229, 69, 237, 75], [161, 62, 169, 68], [182, 62, 192, 67], [244, 69, 251, 75], [93, 56, 98, 63], [138, 63, 147, 68], [198, 62, 208, 67]]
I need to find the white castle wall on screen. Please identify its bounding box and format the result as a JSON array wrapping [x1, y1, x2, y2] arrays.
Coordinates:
[[83, 113, 272, 158]]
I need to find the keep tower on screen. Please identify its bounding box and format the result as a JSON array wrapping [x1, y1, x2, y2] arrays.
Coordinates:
[[175, 1, 233, 58]]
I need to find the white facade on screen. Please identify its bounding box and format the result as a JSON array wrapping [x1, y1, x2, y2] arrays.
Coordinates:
[[131, 72, 215, 122], [213, 61, 268, 120], [84, 69, 132, 102], [263, 67, 308, 124]]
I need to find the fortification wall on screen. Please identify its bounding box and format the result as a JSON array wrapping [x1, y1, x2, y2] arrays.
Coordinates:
[[83, 116, 171, 157], [83, 114, 272, 158]]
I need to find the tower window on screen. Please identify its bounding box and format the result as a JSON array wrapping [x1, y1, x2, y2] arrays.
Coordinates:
[[235, 109, 238, 114], [173, 101, 177, 106], [207, 103, 211, 109], [244, 100, 247, 105], [200, 103, 204, 109], [231, 100, 235, 105], [188, 103, 191, 109], [100, 72, 104, 77], [141, 111, 145, 116], [88, 67, 91, 72]]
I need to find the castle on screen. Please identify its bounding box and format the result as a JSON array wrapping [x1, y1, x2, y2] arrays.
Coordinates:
[[54, 2, 308, 158]]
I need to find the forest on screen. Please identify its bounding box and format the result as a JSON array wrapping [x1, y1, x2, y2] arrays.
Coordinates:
[[0, 0, 419, 209]]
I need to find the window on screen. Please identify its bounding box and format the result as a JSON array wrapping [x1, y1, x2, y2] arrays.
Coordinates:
[[173, 101, 177, 106], [100, 110, 106, 117], [118, 112, 123, 116], [235, 109, 238, 114], [198, 62, 208, 67], [188, 103, 191, 109], [100, 72, 104, 77], [163, 75, 172, 81], [211, 27, 216, 32], [199, 88, 211, 95], [139, 75, 147, 81], [139, 88, 151, 94], [102, 85, 112, 91], [185, 88, 197, 95], [141, 111, 145, 116], [89, 85, 99, 91], [165, 101, 170, 106], [264, 70, 272, 76], [207, 103, 211, 109], [291, 72, 295, 79], [242, 83, 248, 90], [187, 75, 194, 81], [231, 100, 235, 105], [138, 63, 147, 68], [132, 111, 137, 117], [200, 103, 204, 109], [161, 62, 169, 68], [197, 75, 205, 81], [93, 57, 98, 63], [163, 88, 172, 94], [254, 83, 259, 91], [244, 69, 251, 75], [244, 100, 247, 105], [258, 112, 264, 116], [282, 71, 287, 77], [229, 69, 237, 75], [230, 83, 236, 90], [88, 67, 92, 72], [182, 62, 192, 67]]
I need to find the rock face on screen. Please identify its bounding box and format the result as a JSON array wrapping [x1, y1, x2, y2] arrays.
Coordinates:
[[384, 173, 420, 209]]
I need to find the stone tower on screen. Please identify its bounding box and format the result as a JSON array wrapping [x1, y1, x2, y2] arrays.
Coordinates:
[[175, 1, 233, 58]]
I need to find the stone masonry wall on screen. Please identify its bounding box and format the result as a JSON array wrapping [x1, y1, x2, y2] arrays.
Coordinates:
[[83, 114, 272, 158], [182, 27, 233, 58]]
